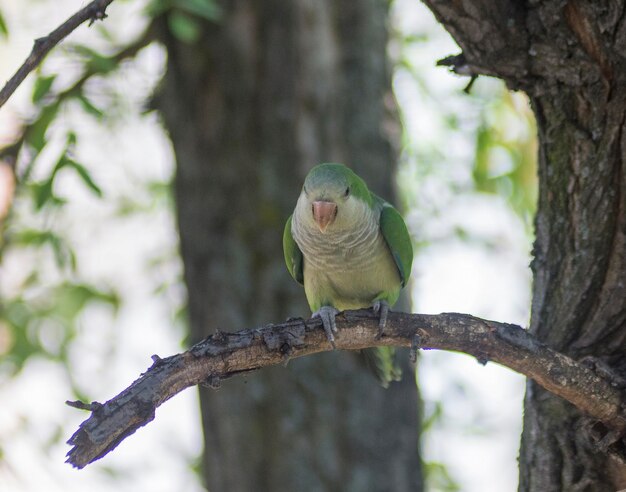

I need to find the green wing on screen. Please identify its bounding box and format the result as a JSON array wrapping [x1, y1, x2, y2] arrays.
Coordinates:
[[283, 215, 304, 284], [379, 202, 413, 287], [366, 201, 412, 388]]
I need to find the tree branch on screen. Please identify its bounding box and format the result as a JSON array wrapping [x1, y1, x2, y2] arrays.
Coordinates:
[[0, 0, 116, 109], [65, 310, 626, 469]]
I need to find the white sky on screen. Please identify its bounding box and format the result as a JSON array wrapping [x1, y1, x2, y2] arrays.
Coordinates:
[[0, 1, 530, 491]]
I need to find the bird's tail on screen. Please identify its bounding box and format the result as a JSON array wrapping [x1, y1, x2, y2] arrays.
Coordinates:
[[361, 347, 402, 388]]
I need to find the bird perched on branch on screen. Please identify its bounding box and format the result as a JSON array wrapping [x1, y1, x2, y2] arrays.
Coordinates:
[[283, 163, 413, 386]]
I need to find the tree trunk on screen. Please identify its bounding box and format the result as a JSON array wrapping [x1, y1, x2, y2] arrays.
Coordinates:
[[421, 1, 626, 490], [155, 1, 422, 491]]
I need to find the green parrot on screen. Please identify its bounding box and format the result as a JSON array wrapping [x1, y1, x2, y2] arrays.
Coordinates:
[[283, 163, 413, 386]]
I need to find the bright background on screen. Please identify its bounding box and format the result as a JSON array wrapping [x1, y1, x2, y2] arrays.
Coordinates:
[[0, 0, 535, 490]]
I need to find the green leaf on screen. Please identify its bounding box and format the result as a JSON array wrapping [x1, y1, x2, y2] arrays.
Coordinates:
[[11, 229, 74, 268], [77, 94, 104, 119], [0, 10, 8, 38], [425, 461, 461, 492], [471, 88, 537, 225], [29, 150, 66, 210], [168, 11, 202, 43], [147, 179, 172, 201], [67, 131, 77, 146], [0, 280, 120, 373], [402, 33, 428, 44], [145, 0, 171, 17], [147, 0, 222, 21], [30, 179, 54, 210], [32, 75, 56, 103], [421, 401, 443, 433], [62, 157, 103, 198], [175, 0, 222, 22], [24, 101, 60, 152], [52, 283, 121, 321], [72, 45, 118, 74], [472, 125, 498, 194], [13, 228, 56, 247], [49, 234, 76, 269], [28, 140, 103, 209], [2, 301, 39, 371]]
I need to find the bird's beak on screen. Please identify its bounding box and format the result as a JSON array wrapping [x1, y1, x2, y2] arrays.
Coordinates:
[[312, 200, 337, 233]]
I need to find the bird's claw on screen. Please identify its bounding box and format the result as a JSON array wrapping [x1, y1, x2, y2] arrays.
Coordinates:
[[410, 333, 421, 364], [312, 306, 339, 347], [373, 300, 389, 339]]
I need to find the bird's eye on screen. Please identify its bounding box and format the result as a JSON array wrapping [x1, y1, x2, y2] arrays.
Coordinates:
[[344, 187, 350, 197]]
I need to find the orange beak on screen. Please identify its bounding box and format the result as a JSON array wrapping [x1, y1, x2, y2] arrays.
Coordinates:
[[312, 200, 337, 232]]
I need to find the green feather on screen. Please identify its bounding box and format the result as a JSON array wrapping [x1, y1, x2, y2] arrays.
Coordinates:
[[362, 346, 402, 389], [283, 215, 303, 284], [379, 201, 413, 287], [304, 163, 373, 206]]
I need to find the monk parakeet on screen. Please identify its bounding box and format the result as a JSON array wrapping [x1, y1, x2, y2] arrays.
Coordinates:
[[283, 163, 413, 385]]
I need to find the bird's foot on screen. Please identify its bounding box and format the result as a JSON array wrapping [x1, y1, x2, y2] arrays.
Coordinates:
[[312, 306, 340, 347], [373, 300, 390, 340]]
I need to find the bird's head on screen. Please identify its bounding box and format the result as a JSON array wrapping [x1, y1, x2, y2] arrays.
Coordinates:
[[298, 163, 372, 233]]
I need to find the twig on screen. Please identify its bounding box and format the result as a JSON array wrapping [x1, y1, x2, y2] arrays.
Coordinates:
[[56, 23, 155, 102], [66, 400, 103, 411], [66, 310, 626, 469], [437, 52, 473, 75], [0, 0, 116, 109]]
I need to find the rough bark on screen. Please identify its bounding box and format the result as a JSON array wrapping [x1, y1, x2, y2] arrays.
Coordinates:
[[421, 0, 626, 490], [155, 1, 421, 491]]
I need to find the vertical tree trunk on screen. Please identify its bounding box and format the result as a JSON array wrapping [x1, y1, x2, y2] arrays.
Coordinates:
[[421, 1, 626, 490], [519, 29, 626, 489], [155, 1, 422, 491]]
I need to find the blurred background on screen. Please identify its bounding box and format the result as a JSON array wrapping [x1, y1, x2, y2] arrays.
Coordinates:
[[0, 0, 536, 490]]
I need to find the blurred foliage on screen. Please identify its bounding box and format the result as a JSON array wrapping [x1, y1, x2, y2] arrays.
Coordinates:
[[1, 280, 119, 375], [1, 59, 114, 381], [0, 8, 7, 38], [425, 462, 462, 492], [0, 124, 118, 380], [419, 400, 460, 491], [0, 1, 192, 483], [0, 0, 201, 402], [0, 0, 217, 395], [393, 13, 538, 237], [147, 0, 221, 43], [28, 132, 103, 212], [473, 89, 537, 228], [0, 10, 148, 383]]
